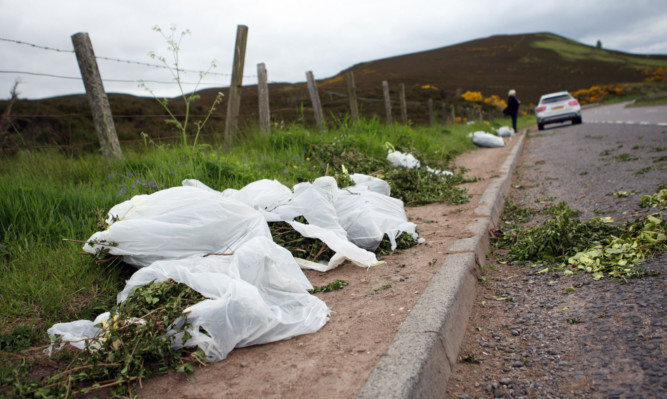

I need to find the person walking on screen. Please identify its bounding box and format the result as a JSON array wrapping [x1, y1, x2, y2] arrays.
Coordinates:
[[504, 89, 520, 132]]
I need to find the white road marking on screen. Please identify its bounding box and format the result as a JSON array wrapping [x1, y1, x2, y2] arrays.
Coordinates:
[[570, 120, 667, 126]]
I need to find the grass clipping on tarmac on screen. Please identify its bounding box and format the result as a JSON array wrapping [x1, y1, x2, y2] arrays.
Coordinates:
[[494, 200, 666, 279]]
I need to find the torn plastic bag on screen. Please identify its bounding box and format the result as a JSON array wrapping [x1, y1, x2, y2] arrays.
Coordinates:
[[271, 177, 380, 271], [387, 150, 453, 176], [83, 186, 271, 268], [471, 131, 505, 148], [387, 150, 421, 168], [287, 220, 380, 272], [335, 188, 417, 251], [425, 166, 454, 176], [47, 312, 111, 352], [50, 237, 330, 363], [272, 177, 347, 237]]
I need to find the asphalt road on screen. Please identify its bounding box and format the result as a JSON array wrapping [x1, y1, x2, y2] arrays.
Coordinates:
[[519, 106, 665, 221], [496, 103, 666, 397], [449, 101, 666, 398], [582, 101, 667, 126]]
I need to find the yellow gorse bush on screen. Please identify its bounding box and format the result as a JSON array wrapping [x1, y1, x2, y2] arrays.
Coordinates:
[[642, 67, 667, 82], [571, 84, 626, 104], [461, 91, 507, 109], [461, 90, 483, 102], [483, 94, 507, 109]]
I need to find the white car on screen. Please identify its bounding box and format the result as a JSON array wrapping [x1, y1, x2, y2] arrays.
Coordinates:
[[535, 91, 582, 130]]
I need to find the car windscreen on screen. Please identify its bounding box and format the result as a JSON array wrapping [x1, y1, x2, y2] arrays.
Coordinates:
[[541, 95, 572, 104]]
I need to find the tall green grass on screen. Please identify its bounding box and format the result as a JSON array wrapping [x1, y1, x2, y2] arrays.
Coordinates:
[[0, 117, 512, 344]]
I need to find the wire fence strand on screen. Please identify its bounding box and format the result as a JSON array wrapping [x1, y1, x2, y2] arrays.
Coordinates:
[[0, 36, 257, 81]]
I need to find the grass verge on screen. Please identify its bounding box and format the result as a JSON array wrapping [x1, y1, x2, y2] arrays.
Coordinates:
[[1, 116, 515, 394]]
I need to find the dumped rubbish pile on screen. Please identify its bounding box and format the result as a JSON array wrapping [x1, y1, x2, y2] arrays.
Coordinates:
[[40, 145, 471, 396], [49, 160, 448, 361]]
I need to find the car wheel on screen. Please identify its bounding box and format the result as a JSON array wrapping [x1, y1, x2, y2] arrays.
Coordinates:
[[573, 116, 582, 125], [538, 122, 544, 131]]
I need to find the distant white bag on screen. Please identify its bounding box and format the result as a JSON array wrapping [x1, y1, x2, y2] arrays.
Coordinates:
[[387, 150, 421, 168], [387, 150, 453, 176], [51, 237, 330, 363], [497, 126, 514, 137], [471, 131, 505, 148], [83, 186, 271, 268]]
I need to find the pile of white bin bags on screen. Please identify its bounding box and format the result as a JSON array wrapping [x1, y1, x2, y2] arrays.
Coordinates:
[[49, 173, 420, 362]]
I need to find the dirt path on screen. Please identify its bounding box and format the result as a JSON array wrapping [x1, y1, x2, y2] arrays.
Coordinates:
[[133, 134, 523, 398]]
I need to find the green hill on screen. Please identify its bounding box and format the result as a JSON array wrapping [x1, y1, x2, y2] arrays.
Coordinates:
[[2, 32, 666, 153]]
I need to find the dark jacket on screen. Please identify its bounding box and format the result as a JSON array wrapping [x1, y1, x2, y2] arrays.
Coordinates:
[[505, 95, 520, 116]]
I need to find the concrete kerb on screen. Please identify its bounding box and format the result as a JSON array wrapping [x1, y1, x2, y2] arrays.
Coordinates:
[[358, 131, 527, 399]]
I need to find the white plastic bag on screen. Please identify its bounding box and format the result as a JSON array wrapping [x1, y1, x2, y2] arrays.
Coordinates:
[[287, 220, 380, 272], [220, 179, 294, 222], [51, 237, 330, 363], [345, 173, 391, 196], [471, 131, 505, 148], [188, 176, 380, 272], [334, 189, 417, 251], [273, 177, 348, 238], [387, 150, 421, 168], [387, 150, 453, 176], [497, 126, 514, 137], [83, 186, 271, 268]]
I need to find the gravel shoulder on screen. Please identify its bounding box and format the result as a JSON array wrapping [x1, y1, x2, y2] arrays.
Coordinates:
[[446, 122, 666, 399]]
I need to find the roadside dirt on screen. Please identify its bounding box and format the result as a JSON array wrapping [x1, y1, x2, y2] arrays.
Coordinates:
[[131, 134, 522, 398]]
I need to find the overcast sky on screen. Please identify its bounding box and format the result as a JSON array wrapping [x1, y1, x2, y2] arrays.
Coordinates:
[[1, 0, 666, 100]]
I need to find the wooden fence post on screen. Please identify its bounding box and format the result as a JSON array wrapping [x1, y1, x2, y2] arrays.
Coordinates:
[[306, 71, 325, 131], [427, 99, 434, 126], [450, 105, 456, 123], [441, 103, 448, 124], [398, 83, 408, 124], [257, 62, 270, 134], [71, 32, 122, 162], [224, 24, 248, 146], [382, 80, 392, 124], [346, 71, 359, 122]]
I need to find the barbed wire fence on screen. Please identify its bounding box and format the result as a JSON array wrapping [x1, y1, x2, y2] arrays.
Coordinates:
[[0, 36, 257, 89], [1, 33, 489, 155], [0, 33, 256, 155]]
